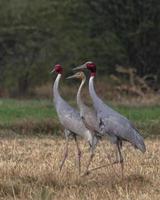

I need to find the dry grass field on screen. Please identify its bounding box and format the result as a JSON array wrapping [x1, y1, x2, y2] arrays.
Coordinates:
[[0, 131, 159, 200]]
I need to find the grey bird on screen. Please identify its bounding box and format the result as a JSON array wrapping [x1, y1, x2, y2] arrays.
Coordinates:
[[51, 64, 98, 174], [67, 71, 101, 175], [73, 61, 146, 177]]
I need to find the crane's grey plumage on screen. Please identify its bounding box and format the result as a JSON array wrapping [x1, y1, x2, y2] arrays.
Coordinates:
[[89, 76, 146, 152], [52, 64, 98, 174], [73, 61, 146, 177], [67, 72, 100, 133], [67, 71, 101, 174]]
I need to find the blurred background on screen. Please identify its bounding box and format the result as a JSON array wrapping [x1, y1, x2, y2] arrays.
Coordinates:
[[0, 1, 160, 198], [0, 0, 159, 100]]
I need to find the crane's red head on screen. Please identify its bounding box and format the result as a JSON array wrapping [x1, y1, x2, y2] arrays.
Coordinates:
[[51, 64, 63, 74], [86, 61, 96, 76], [73, 61, 96, 77]]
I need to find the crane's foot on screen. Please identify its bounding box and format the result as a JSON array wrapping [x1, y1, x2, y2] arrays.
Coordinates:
[[111, 158, 124, 179], [107, 154, 118, 166], [59, 163, 64, 173], [112, 160, 119, 165], [81, 163, 113, 177], [107, 153, 122, 166], [81, 170, 90, 177], [106, 155, 120, 177]]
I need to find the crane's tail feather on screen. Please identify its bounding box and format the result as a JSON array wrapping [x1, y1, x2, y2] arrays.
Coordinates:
[[133, 130, 146, 153]]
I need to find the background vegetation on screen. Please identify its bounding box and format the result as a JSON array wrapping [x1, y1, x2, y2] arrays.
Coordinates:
[[0, 99, 160, 138], [0, 1, 160, 199], [0, 0, 159, 96]]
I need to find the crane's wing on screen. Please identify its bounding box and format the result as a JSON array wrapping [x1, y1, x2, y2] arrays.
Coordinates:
[[97, 111, 145, 152], [80, 104, 101, 133], [89, 80, 145, 152]]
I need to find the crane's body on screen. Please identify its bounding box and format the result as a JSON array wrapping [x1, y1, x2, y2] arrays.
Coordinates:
[[89, 76, 146, 152], [54, 74, 93, 142], [67, 72, 100, 134], [73, 61, 146, 177], [52, 65, 98, 174], [67, 72, 101, 174]]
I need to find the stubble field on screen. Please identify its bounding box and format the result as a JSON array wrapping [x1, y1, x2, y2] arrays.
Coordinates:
[[0, 133, 159, 200], [0, 99, 160, 199]]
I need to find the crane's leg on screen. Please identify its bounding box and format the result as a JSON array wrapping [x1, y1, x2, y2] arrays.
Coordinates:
[[83, 146, 94, 176], [82, 135, 97, 176], [108, 143, 120, 166], [59, 137, 69, 172], [101, 141, 119, 177], [74, 135, 81, 175], [59, 130, 70, 173], [116, 140, 124, 179], [83, 138, 119, 176]]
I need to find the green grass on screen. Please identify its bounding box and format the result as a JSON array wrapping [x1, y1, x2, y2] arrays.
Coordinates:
[[116, 105, 160, 123], [0, 99, 56, 125], [115, 106, 160, 137], [1, 98, 160, 123], [0, 98, 160, 136]]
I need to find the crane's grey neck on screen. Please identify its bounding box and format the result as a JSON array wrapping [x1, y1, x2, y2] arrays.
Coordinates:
[[77, 77, 86, 110], [89, 76, 101, 106], [89, 76, 115, 114], [53, 73, 62, 103]]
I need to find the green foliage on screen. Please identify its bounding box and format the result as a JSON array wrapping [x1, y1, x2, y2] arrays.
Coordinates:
[[0, 99, 56, 125], [0, 99, 160, 136], [0, 0, 159, 95]]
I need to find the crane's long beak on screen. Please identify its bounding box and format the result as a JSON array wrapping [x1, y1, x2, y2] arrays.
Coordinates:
[[50, 69, 55, 73], [66, 74, 77, 79], [73, 64, 86, 71]]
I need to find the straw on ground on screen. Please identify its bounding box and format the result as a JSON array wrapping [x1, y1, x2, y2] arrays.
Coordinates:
[[0, 132, 159, 200]]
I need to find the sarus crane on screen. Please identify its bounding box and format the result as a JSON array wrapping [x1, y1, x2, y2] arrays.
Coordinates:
[[67, 71, 102, 175], [51, 64, 98, 174], [73, 61, 146, 177]]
